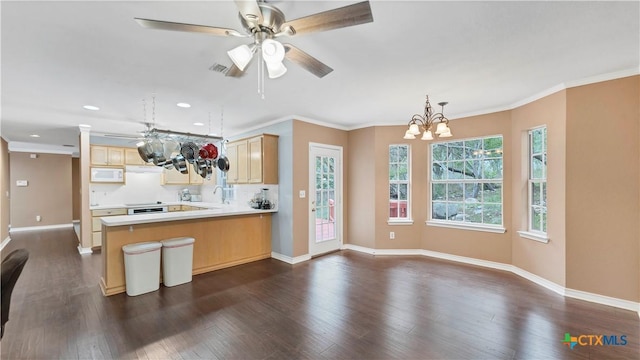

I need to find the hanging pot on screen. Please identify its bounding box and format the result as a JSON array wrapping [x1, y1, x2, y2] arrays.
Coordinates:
[[217, 155, 230, 172], [137, 140, 154, 163], [172, 154, 188, 174], [181, 142, 199, 163], [204, 159, 214, 179]]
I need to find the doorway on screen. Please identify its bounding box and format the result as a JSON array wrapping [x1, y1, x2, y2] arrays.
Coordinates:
[[308, 143, 343, 256]]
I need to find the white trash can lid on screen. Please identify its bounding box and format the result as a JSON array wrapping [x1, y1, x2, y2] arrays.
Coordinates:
[[161, 237, 195, 248], [122, 241, 162, 255]]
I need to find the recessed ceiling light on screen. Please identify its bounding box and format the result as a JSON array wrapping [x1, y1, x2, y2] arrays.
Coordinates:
[[177, 103, 191, 108], [30, 134, 40, 138], [83, 105, 100, 111], [193, 122, 204, 126]]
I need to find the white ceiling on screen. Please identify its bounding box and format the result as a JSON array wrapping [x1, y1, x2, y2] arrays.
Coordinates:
[[1, 1, 638, 150]]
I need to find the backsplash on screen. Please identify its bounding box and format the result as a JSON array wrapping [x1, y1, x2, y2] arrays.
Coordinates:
[[90, 172, 278, 209]]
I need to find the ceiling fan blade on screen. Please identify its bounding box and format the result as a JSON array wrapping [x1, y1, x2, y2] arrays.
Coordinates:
[[134, 18, 245, 37], [283, 44, 333, 78], [225, 63, 246, 78], [234, 0, 264, 28], [282, 1, 373, 36]]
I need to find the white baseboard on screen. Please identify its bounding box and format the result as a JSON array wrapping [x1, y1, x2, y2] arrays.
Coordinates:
[[77, 244, 93, 255], [1, 236, 11, 251], [271, 252, 311, 264], [345, 245, 640, 317], [10, 223, 73, 232]]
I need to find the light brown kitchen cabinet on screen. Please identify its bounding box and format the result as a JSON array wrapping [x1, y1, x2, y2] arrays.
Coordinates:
[[91, 208, 127, 247], [227, 134, 278, 184], [91, 146, 124, 166], [124, 148, 149, 166], [162, 167, 207, 185]]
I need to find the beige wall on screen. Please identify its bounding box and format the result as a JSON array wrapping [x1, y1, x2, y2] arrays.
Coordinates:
[[72, 157, 80, 221], [565, 76, 639, 302], [1, 138, 10, 241], [347, 127, 376, 248], [511, 91, 567, 286], [9, 152, 72, 228], [292, 120, 349, 257], [421, 111, 513, 264]]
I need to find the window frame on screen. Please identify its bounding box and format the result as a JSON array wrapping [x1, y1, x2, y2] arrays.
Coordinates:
[[518, 126, 549, 243], [388, 144, 413, 224], [426, 135, 506, 233]]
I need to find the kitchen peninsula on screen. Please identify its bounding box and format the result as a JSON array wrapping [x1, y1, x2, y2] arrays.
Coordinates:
[[99, 203, 276, 296]]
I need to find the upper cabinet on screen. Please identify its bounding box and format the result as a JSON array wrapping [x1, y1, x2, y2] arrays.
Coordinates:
[[124, 148, 151, 166], [227, 134, 278, 184], [91, 146, 124, 166]]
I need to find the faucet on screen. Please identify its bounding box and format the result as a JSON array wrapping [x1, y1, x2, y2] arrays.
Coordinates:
[[213, 185, 228, 204]]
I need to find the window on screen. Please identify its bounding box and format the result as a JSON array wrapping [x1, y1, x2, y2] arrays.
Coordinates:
[[389, 144, 410, 221], [429, 136, 504, 231], [528, 127, 547, 233]]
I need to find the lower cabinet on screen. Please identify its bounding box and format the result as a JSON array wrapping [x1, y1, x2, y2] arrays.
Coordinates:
[[91, 208, 127, 247]]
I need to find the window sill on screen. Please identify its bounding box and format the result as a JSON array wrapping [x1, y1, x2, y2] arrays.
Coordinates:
[[388, 219, 414, 225], [426, 220, 506, 234], [517, 231, 549, 243]]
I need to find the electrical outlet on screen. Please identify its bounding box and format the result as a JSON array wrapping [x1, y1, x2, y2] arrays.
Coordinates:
[[390, 231, 395, 239], [36, 215, 41, 222]]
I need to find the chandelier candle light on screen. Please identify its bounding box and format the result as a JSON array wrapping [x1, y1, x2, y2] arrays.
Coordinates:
[[404, 95, 453, 140]]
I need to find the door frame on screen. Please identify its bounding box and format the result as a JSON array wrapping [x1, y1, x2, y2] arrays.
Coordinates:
[[308, 142, 344, 256]]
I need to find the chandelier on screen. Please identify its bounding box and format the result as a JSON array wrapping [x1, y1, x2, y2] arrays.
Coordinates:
[[403, 95, 453, 140]]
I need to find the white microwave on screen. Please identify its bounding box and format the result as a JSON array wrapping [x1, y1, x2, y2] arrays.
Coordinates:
[[91, 167, 124, 183]]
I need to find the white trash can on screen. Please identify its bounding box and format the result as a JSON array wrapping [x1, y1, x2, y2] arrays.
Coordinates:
[[160, 237, 195, 287], [122, 241, 162, 296]]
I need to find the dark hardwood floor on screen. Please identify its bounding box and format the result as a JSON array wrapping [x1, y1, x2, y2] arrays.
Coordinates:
[[0, 228, 638, 359]]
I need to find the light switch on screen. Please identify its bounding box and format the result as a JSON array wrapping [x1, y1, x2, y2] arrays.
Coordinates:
[[299, 190, 306, 198], [16, 180, 28, 187]]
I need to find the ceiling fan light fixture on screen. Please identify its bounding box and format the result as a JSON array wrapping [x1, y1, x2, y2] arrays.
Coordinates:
[[227, 44, 256, 71], [266, 62, 287, 79], [262, 39, 285, 63]]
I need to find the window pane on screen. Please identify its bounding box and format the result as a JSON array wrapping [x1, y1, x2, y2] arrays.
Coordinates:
[[465, 160, 482, 179], [390, 146, 398, 162], [448, 183, 463, 201], [465, 140, 482, 158], [532, 182, 541, 206], [464, 183, 482, 202], [483, 183, 502, 203], [483, 159, 502, 179], [532, 129, 543, 154], [432, 143, 448, 162], [542, 209, 547, 232], [398, 145, 408, 162], [398, 184, 408, 201], [432, 202, 447, 220], [432, 183, 446, 200], [464, 203, 482, 223], [448, 142, 464, 160], [484, 137, 503, 151], [316, 174, 322, 190], [484, 204, 502, 225], [448, 161, 465, 179], [390, 184, 398, 200], [389, 201, 397, 218], [389, 164, 398, 180], [532, 207, 542, 231], [542, 182, 546, 205], [448, 203, 463, 220], [532, 155, 544, 179], [432, 162, 447, 180], [398, 163, 408, 181]]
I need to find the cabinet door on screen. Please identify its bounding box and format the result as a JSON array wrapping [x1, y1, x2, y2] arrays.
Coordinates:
[[108, 148, 124, 166], [226, 142, 239, 184], [90, 146, 109, 166], [163, 168, 189, 184], [124, 148, 145, 165], [236, 140, 248, 183], [189, 169, 204, 185], [248, 136, 263, 183]]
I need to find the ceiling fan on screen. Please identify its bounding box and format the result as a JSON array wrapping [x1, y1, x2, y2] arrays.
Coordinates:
[[134, 0, 373, 79]]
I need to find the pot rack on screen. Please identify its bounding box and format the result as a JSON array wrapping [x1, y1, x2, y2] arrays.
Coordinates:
[[145, 128, 224, 145]]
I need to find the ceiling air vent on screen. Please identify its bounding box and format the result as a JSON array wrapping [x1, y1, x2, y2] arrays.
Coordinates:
[[209, 63, 229, 74]]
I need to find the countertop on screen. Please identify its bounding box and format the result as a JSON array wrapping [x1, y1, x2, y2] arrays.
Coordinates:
[[97, 202, 277, 226]]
